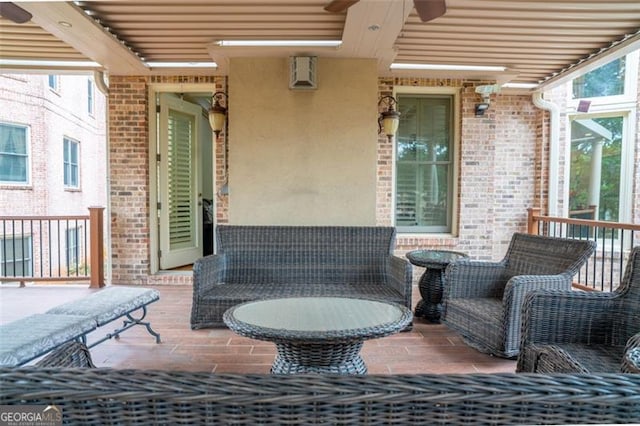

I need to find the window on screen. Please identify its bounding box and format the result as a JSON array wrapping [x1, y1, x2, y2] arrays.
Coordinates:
[[395, 94, 454, 233], [567, 51, 637, 224], [0, 123, 29, 184], [48, 75, 58, 91], [87, 79, 94, 115], [0, 236, 32, 277], [572, 57, 625, 99], [66, 227, 79, 266], [569, 117, 623, 221], [63, 137, 79, 188]]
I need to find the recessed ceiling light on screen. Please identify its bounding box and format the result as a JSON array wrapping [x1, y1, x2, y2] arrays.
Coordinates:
[[145, 62, 217, 68], [0, 59, 101, 67], [502, 82, 539, 89], [390, 63, 506, 72], [58, 21, 72, 28], [216, 40, 342, 47]]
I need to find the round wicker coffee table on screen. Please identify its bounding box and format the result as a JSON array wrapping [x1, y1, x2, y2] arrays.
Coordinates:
[[223, 297, 413, 375]]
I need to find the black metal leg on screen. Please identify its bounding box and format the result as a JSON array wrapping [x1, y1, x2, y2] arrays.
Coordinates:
[[87, 305, 161, 348], [120, 306, 162, 343]]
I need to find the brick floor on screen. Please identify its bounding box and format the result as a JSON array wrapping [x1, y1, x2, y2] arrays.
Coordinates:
[[0, 284, 516, 374]]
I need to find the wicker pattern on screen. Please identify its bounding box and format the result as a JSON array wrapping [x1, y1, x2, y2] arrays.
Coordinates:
[[223, 297, 413, 374], [442, 233, 596, 358], [191, 226, 412, 329], [2, 368, 640, 425], [407, 250, 468, 322], [518, 246, 640, 373], [34, 342, 95, 368]]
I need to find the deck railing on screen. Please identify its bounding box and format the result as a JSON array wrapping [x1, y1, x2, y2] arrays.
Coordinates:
[[0, 207, 104, 288], [528, 207, 640, 292]]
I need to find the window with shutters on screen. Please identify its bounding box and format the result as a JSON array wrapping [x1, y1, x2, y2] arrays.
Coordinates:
[[395, 94, 455, 233]]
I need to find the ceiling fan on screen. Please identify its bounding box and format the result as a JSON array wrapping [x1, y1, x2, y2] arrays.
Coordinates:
[[324, 0, 446, 22], [0, 2, 32, 24]]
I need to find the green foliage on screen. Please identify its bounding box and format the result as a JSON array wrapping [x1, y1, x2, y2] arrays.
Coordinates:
[[572, 57, 625, 98], [569, 117, 622, 222]]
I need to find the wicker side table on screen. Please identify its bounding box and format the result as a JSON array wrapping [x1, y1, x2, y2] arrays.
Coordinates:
[[406, 249, 467, 323], [223, 297, 412, 375]]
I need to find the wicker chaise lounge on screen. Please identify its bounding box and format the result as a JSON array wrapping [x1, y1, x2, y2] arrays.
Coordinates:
[[191, 225, 412, 329], [441, 233, 596, 358], [518, 246, 640, 373]]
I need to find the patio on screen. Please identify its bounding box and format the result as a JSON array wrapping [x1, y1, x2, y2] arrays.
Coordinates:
[[0, 283, 515, 374]]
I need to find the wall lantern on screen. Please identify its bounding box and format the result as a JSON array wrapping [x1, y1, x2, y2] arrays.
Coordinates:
[[378, 95, 400, 140], [208, 91, 228, 137]]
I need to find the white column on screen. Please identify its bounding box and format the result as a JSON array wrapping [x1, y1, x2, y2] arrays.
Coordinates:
[[587, 139, 603, 218]]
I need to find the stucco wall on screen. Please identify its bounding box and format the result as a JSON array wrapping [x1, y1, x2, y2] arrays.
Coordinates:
[[228, 57, 378, 225]]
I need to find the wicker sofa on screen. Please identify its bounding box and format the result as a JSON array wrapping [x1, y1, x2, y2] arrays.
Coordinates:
[[190, 225, 412, 329], [2, 367, 640, 425]]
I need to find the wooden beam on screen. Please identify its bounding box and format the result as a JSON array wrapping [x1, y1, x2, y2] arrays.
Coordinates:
[[16, 1, 148, 75]]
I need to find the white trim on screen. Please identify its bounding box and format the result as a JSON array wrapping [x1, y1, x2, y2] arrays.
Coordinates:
[[562, 50, 638, 223], [532, 93, 560, 216], [147, 82, 217, 274]]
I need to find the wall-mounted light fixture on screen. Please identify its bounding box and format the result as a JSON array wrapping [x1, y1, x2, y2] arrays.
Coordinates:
[[474, 84, 501, 117], [208, 91, 228, 137], [378, 95, 400, 140]]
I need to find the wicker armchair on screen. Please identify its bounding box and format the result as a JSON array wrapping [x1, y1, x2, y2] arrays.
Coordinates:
[[442, 233, 596, 358], [517, 246, 640, 373]]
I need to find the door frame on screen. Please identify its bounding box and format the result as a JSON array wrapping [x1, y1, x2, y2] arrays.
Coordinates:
[[148, 83, 217, 274]]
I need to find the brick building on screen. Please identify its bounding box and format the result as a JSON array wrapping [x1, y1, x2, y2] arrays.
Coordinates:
[[0, 73, 107, 278]]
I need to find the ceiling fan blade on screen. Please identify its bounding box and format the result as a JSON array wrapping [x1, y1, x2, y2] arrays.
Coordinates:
[[413, 0, 446, 22], [0, 2, 32, 24], [324, 0, 360, 13]]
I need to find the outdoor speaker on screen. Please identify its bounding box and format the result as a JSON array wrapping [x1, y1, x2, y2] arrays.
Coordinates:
[[289, 56, 317, 90]]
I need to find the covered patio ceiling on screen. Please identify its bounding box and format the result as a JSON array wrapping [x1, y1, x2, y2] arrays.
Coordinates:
[[1, 0, 640, 89]]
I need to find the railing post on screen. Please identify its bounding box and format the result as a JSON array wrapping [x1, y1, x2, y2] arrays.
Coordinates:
[[89, 206, 105, 288], [527, 207, 541, 235]]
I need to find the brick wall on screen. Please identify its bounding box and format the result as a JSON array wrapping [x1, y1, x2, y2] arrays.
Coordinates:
[[108, 75, 225, 284], [377, 78, 543, 262]]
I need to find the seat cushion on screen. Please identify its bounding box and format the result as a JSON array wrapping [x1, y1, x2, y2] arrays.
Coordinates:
[[47, 286, 160, 326], [534, 343, 625, 373], [204, 282, 404, 303], [443, 298, 504, 354], [0, 314, 97, 367]]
